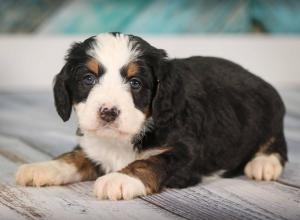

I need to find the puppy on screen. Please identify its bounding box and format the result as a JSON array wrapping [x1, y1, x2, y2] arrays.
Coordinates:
[[16, 33, 287, 200]]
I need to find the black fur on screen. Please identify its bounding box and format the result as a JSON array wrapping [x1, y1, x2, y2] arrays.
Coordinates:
[[53, 36, 98, 121], [147, 56, 288, 188], [53, 65, 72, 122], [53, 33, 287, 191]]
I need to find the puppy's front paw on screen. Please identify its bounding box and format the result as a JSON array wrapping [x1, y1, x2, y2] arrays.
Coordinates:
[[244, 154, 283, 181], [16, 161, 78, 187], [93, 172, 146, 200]]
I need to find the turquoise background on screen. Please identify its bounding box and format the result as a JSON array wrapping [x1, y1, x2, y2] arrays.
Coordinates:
[[1, 0, 300, 34]]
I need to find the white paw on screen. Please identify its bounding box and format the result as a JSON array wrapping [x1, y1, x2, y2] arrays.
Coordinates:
[[244, 154, 283, 181], [93, 172, 146, 200], [16, 161, 79, 187]]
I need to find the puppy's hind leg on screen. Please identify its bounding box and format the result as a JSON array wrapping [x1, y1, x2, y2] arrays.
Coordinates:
[[16, 146, 101, 187], [244, 132, 287, 181]]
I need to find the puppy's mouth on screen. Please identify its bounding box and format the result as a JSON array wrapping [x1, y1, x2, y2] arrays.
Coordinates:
[[102, 122, 130, 135], [83, 121, 131, 137]]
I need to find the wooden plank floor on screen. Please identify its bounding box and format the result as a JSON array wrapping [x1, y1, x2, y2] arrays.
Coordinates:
[[0, 90, 300, 220]]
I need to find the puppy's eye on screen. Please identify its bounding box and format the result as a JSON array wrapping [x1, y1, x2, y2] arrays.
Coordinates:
[[83, 73, 97, 85], [129, 77, 142, 90]]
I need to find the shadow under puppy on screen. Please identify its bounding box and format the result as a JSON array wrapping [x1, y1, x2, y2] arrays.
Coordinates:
[[16, 33, 288, 200]]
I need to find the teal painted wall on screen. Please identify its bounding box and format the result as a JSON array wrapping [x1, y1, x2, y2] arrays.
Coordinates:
[[1, 0, 300, 34]]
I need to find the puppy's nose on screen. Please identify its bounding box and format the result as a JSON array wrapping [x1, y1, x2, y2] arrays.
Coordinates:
[[99, 106, 120, 123]]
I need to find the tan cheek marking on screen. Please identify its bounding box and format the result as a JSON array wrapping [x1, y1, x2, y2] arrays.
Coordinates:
[[86, 58, 99, 75], [127, 62, 139, 77], [57, 148, 99, 181]]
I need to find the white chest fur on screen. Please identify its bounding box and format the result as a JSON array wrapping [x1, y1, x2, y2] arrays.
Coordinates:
[[79, 134, 138, 174]]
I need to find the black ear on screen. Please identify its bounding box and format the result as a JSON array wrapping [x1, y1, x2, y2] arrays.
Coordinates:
[[152, 60, 186, 127], [53, 65, 72, 122], [129, 34, 167, 74], [146, 48, 167, 70]]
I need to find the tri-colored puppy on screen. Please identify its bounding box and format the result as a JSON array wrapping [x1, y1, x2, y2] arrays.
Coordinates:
[[16, 33, 287, 200]]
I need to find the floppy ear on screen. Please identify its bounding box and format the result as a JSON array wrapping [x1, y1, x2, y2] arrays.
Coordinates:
[[152, 59, 186, 127], [144, 48, 167, 74], [53, 65, 72, 122]]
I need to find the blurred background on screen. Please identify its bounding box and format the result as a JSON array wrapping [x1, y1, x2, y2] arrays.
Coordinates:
[[1, 0, 300, 34], [1, 0, 300, 90]]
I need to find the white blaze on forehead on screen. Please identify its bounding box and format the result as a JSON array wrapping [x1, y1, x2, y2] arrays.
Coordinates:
[[75, 33, 146, 139], [88, 33, 140, 71], [87, 33, 141, 94]]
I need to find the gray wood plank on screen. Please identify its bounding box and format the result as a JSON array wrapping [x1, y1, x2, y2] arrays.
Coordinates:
[[1, 90, 300, 220], [279, 162, 300, 188], [0, 135, 182, 220], [144, 177, 300, 220], [0, 183, 183, 220], [0, 91, 77, 157], [1, 133, 300, 220], [142, 162, 300, 220]]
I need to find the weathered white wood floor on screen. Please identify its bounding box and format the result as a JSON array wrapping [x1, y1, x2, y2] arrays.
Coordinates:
[[0, 90, 300, 220]]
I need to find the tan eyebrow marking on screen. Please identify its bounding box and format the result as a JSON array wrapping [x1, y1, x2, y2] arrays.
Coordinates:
[[86, 58, 99, 75], [127, 62, 139, 77]]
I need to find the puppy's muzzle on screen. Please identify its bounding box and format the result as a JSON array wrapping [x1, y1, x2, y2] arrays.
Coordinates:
[[99, 106, 120, 123]]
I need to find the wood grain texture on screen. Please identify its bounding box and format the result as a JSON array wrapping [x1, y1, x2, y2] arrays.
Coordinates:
[[0, 90, 300, 220], [0, 183, 184, 220], [279, 162, 300, 188], [144, 177, 300, 220], [0, 140, 182, 220]]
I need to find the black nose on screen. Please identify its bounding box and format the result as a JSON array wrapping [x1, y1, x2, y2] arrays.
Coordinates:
[[99, 106, 120, 123]]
